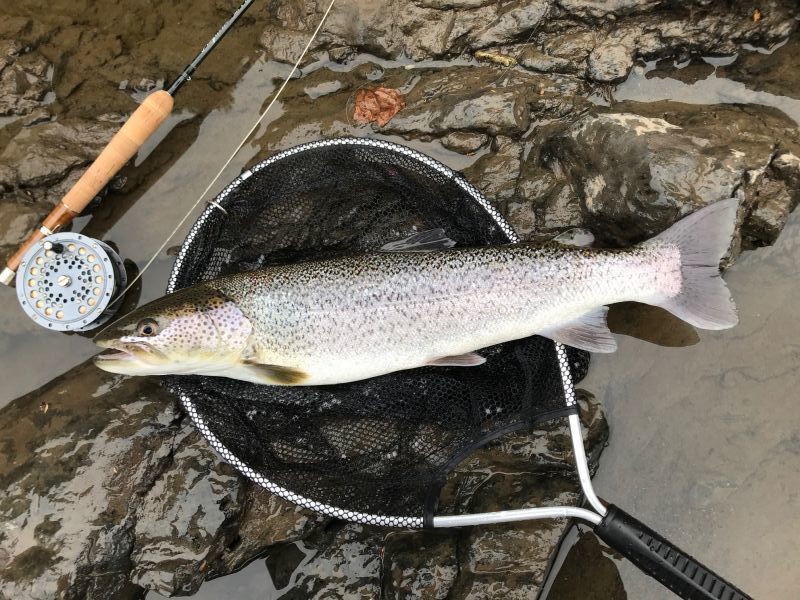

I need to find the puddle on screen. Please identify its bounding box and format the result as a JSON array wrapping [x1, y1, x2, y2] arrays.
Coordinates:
[[546, 41, 800, 600], [0, 55, 288, 407], [549, 208, 800, 599], [613, 52, 800, 126]]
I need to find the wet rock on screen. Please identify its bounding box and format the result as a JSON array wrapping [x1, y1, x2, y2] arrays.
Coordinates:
[[378, 66, 585, 140], [0, 41, 51, 116], [308, 0, 797, 84], [456, 507, 573, 599], [0, 361, 242, 599], [440, 131, 489, 154], [542, 105, 797, 248], [506, 122, 583, 239], [0, 119, 117, 190], [588, 38, 635, 83], [382, 532, 460, 599], [0, 18, 31, 41], [542, 30, 597, 67], [518, 47, 577, 75], [0, 199, 39, 293], [743, 178, 792, 247], [416, 0, 495, 8], [462, 136, 522, 213], [467, 0, 549, 50], [0, 116, 120, 262], [0, 201, 38, 246], [383, 67, 535, 136], [556, 0, 661, 20], [280, 523, 384, 598], [442, 91, 528, 134], [127, 428, 241, 596], [206, 486, 326, 579], [249, 61, 583, 164], [772, 152, 800, 194], [741, 152, 800, 247], [260, 25, 323, 64]]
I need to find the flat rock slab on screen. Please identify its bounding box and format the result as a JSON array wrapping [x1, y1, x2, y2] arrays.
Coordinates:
[[0, 362, 242, 599]]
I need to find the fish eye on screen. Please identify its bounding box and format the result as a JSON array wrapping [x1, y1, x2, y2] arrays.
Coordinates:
[[136, 318, 160, 337]]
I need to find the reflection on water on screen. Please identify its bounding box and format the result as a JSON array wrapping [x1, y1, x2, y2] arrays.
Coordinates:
[[614, 58, 800, 125], [0, 57, 286, 408], [566, 208, 800, 599]]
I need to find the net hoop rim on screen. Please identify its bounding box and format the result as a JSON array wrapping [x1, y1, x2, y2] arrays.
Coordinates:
[[164, 136, 573, 527]]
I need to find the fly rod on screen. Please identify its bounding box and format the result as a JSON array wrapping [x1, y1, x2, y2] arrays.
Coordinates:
[[0, 0, 257, 287]]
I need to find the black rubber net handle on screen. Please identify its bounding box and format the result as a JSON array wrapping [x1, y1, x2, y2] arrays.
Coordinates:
[[594, 504, 752, 600]]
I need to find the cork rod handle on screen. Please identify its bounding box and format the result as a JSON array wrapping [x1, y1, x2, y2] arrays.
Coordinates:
[[2, 90, 174, 283], [62, 90, 174, 213]]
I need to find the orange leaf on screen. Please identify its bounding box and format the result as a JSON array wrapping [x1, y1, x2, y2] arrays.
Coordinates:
[[353, 87, 406, 127]]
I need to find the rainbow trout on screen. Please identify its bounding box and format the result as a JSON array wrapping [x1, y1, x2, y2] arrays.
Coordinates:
[[94, 199, 739, 385]]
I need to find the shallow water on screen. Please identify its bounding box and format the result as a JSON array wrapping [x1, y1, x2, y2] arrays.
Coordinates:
[[543, 45, 800, 600], [1, 4, 799, 598], [546, 208, 800, 599]]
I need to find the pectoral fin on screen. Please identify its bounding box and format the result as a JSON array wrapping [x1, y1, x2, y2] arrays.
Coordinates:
[[425, 352, 486, 367], [381, 229, 457, 252], [241, 360, 309, 385], [541, 307, 617, 353]]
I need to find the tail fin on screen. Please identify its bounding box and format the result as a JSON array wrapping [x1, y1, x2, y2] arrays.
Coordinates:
[[648, 199, 739, 330]]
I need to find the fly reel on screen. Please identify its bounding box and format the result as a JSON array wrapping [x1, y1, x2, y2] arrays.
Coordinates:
[[15, 232, 127, 332]]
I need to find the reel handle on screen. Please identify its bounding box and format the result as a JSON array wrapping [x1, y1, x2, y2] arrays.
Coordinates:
[[2, 90, 174, 285], [594, 504, 751, 600]]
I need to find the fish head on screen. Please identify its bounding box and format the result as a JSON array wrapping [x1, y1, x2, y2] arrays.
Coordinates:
[[93, 284, 252, 376]]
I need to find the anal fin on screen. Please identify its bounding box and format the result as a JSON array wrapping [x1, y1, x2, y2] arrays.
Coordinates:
[[425, 352, 486, 367], [541, 307, 617, 353]]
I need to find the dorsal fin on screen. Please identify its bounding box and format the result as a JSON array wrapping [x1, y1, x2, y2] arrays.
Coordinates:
[[380, 229, 456, 252]]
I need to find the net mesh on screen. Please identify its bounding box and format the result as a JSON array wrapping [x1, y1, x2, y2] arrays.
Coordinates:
[[165, 138, 588, 527]]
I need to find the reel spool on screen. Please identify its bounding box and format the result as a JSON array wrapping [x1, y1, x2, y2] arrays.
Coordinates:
[[15, 232, 127, 332]]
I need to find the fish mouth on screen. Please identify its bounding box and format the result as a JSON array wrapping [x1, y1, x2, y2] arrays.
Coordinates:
[[93, 341, 167, 374], [94, 348, 137, 363]]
